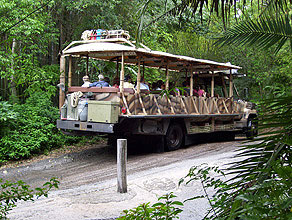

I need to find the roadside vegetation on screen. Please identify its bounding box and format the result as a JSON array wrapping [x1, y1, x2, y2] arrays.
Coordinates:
[[0, 0, 291, 219], [119, 0, 292, 219], [0, 177, 59, 218], [1, 0, 291, 163]]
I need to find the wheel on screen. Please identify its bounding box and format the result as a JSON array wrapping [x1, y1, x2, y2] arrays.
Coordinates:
[[225, 131, 236, 141], [217, 131, 235, 142], [165, 123, 184, 151], [246, 117, 258, 139]]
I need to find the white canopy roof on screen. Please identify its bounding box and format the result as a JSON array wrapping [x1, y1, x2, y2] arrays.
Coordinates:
[[64, 42, 136, 54], [63, 39, 241, 72]]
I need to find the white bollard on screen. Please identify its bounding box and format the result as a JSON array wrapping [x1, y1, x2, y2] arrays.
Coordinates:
[[117, 139, 127, 193]]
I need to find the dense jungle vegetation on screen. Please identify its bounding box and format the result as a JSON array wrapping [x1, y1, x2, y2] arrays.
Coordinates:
[[0, 0, 290, 161], [0, 0, 291, 218]]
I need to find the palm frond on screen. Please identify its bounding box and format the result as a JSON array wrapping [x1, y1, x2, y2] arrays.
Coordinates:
[[225, 95, 292, 188], [215, 15, 292, 53], [210, 95, 292, 219], [260, 0, 289, 17], [135, 0, 152, 46]]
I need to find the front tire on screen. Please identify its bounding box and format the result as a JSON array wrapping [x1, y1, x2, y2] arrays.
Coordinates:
[[246, 117, 258, 139], [165, 123, 184, 151]]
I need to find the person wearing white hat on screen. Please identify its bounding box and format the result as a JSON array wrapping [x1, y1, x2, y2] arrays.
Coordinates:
[[98, 74, 104, 81], [89, 74, 110, 87], [81, 75, 91, 87]]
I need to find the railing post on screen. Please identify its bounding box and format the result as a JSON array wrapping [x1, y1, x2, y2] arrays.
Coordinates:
[[117, 139, 127, 193]]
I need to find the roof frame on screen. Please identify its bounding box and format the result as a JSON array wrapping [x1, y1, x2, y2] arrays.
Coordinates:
[[63, 39, 241, 73]]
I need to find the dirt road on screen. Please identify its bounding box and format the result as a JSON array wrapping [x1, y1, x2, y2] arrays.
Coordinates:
[[1, 135, 245, 220]]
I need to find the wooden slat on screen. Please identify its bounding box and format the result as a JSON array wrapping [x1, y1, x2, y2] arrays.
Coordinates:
[[202, 98, 210, 114], [138, 94, 147, 115], [166, 95, 175, 114], [152, 95, 162, 115], [179, 96, 188, 114], [126, 94, 136, 113], [223, 99, 229, 114], [122, 93, 131, 115], [207, 98, 213, 113], [184, 96, 196, 114], [192, 97, 199, 114], [231, 98, 234, 113], [213, 98, 220, 114]]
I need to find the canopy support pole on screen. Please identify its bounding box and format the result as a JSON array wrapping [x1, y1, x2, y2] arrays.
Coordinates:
[[120, 52, 125, 93], [116, 58, 119, 77], [68, 56, 72, 87], [59, 55, 66, 110], [165, 62, 169, 90], [211, 70, 215, 97], [221, 74, 228, 97], [229, 69, 233, 97], [190, 66, 193, 96], [137, 57, 141, 94], [142, 62, 145, 79]]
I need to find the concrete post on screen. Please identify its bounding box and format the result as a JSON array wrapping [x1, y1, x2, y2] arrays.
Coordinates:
[[117, 139, 127, 193]]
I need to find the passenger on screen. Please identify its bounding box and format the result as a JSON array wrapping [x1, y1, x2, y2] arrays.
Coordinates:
[[151, 81, 158, 90], [194, 85, 205, 97], [104, 77, 111, 87], [198, 86, 206, 97], [182, 80, 190, 96], [81, 75, 90, 87], [156, 80, 164, 90], [89, 74, 109, 87], [137, 76, 149, 90], [124, 75, 135, 89], [112, 76, 120, 88]]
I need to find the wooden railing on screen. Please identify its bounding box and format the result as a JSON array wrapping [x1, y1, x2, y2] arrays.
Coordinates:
[[122, 94, 245, 115], [68, 87, 244, 116]]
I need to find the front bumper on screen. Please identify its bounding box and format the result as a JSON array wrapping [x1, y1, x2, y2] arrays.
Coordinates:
[[235, 119, 248, 129]]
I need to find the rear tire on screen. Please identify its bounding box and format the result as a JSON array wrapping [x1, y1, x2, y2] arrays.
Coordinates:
[[165, 123, 184, 151], [226, 131, 236, 141]]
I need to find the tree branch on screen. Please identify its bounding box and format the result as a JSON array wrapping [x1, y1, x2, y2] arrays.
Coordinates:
[[1, 0, 53, 36]]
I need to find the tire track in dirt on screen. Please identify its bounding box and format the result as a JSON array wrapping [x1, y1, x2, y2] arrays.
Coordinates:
[[0, 137, 244, 190]]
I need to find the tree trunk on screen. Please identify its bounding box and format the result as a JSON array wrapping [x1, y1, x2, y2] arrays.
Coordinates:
[[10, 38, 18, 103]]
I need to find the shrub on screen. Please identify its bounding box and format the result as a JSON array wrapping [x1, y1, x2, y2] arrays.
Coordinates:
[[0, 100, 18, 136], [118, 192, 183, 220], [0, 177, 59, 218], [0, 92, 79, 163]]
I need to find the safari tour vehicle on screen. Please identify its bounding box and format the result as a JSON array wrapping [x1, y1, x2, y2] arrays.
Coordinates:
[[57, 30, 257, 151]]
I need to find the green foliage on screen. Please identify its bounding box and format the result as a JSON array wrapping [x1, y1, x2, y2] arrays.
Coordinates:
[[118, 192, 183, 220], [0, 100, 18, 136], [0, 50, 60, 100], [179, 95, 292, 219], [0, 177, 59, 218], [0, 101, 17, 122], [215, 15, 292, 54], [0, 93, 79, 163]]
